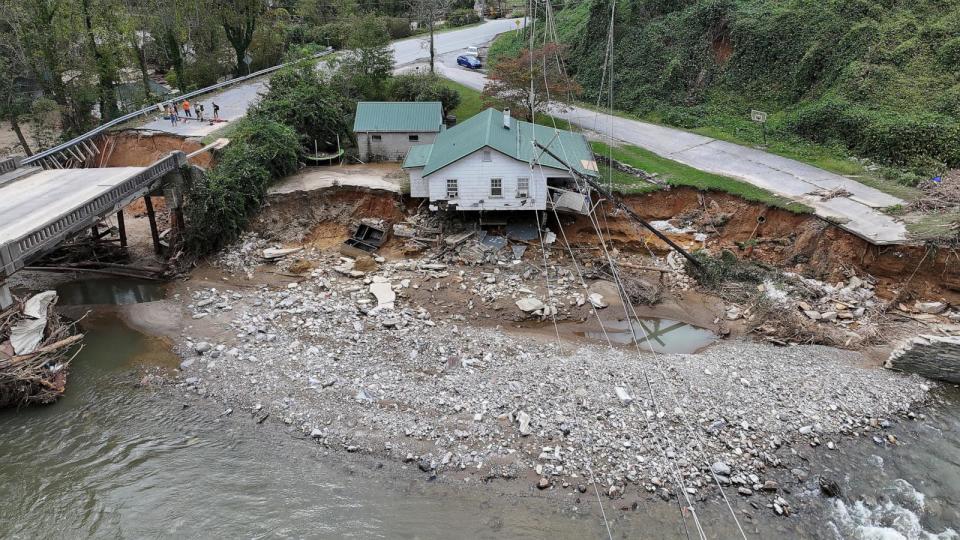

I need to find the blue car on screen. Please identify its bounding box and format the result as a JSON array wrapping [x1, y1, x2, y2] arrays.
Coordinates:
[[457, 55, 482, 69]]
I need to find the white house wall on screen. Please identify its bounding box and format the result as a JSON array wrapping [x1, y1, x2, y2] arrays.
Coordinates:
[[408, 167, 428, 197], [424, 148, 572, 211], [358, 132, 438, 162]]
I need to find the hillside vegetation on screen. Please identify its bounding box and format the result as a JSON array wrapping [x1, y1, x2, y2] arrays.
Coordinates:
[[508, 0, 960, 184]]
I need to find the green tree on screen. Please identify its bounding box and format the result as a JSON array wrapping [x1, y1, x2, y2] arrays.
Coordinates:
[[387, 73, 460, 115], [217, 0, 266, 75], [250, 62, 352, 150], [333, 15, 393, 100], [0, 47, 34, 155], [80, 0, 123, 120]]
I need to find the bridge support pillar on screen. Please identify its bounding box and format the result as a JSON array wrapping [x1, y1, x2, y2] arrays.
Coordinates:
[[164, 155, 188, 253], [116, 210, 127, 249], [144, 196, 162, 254], [0, 282, 12, 311]]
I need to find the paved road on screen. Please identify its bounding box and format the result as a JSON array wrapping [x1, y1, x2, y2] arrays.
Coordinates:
[[139, 19, 523, 138], [437, 62, 908, 245]]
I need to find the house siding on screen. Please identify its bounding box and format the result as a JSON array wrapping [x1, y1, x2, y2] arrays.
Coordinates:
[[358, 132, 438, 162], [423, 148, 572, 211], [408, 167, 428, 197]]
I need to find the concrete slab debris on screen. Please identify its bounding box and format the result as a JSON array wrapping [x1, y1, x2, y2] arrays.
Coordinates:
[[262, 247, 303, 260], [516, 298, 545, 312], [369, 278, 396, 310], [588, 293, 608, 309]]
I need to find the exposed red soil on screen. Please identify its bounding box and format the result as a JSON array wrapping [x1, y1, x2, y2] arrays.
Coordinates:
[[566, 188, 960, 304], [96, 131, 212, 168]]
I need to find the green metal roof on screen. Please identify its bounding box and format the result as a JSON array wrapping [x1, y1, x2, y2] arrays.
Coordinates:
[[353, 102, 444, 133], [411, 108, 599, 177], [403, 144, 434, 168]]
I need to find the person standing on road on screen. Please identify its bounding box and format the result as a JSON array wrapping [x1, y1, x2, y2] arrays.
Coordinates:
[[168, 104, 177, 126], [196, 103, 204, 122], [182, 99, 192, 118], [212, 102, 220, 120]]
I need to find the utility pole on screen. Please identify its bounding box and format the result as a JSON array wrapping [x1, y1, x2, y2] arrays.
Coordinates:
[[429, 8, 435, 74]]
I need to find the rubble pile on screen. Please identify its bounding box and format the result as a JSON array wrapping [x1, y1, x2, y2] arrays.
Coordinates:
[[175, 257, 933, 508]]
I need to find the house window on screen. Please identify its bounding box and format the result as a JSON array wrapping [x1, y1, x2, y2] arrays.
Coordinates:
[[372, 134, 382, 141], [490, 178, 503, 198], [408, 134, 419, 142], [482, 150, 492, 162], [517, 177, 529, 198], [446, 179, 459, 199]]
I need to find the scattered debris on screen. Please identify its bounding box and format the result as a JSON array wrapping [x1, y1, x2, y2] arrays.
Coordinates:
[[1, 292, 82, 408]]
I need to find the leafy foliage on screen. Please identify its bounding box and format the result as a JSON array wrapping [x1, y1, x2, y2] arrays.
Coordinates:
[[387, 74, 461, 115], [553, 0, 960, 172], [447, 8, 480, 27], [482, 43, 581, 120], [250, 63, 353, 150], [331, 15, 395, 100]]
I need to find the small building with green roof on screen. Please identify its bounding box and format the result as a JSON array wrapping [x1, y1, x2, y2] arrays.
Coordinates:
[[402, 108, 598, 213], [353, 101, 444, 162]]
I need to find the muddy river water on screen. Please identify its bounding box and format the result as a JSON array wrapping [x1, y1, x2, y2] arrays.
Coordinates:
[[1, 281, 958, 538]]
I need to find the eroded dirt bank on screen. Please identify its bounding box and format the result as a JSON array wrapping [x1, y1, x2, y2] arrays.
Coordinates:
[[96, 130, 213, 168], [603, 188, 960, 304]]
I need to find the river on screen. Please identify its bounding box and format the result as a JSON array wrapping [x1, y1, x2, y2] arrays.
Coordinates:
[[0, 281, 958, 539]]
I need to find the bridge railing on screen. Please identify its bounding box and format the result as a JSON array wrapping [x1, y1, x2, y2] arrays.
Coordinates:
[[21, 47, 334, 169], [0, 157, 20, 175], [0, 153, 184, 277]]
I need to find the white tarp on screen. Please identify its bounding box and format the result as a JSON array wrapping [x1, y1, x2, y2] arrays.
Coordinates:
[[11, 317, 46, 355], [10, 290, 57, 355], [23, 290, 57, 319]]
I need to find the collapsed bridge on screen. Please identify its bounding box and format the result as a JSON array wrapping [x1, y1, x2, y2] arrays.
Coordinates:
[[0, 152, 191, 309]]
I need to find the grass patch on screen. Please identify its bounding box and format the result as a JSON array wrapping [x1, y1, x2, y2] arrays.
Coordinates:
[[439, 79, 483, 120], [593, 141, 812, 213], [904, 211, 960, 241], [201, 120, 243, 145]]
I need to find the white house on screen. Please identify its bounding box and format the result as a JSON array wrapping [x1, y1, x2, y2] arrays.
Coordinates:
[[353, 102, 444, 162], [402, 108, 599, 213]]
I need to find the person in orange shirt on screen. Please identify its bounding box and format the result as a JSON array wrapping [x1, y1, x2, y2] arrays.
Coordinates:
[[182, 100, 192, 118]]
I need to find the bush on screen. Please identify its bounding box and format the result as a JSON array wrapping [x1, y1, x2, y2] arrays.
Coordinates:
[[250, 63, 353, 149], [937, 37, 960, 70], [860, 114, 960, 167], [183, 139, 274, 252], [382, 17, 412, 39], [786, 98, 869, 145], [788, 99, 960, 167], [447, 8, 480, 27], [387, 73, 461, 115], [316, 21, 352, 49]]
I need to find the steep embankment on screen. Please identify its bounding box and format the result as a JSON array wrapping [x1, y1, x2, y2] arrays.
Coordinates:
[[538, 0, 960, 177], [576, 187, 960, 303]]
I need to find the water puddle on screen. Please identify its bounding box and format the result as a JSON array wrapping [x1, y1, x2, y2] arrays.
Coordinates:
[[577, 317, 718, 353], [56, 278, 166, 305]]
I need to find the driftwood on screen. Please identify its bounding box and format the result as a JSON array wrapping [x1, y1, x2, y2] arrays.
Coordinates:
[[0, 295, 83, 408]]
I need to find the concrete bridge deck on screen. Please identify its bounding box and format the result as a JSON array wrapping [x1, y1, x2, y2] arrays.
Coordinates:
[[0, 154, 185, 295]]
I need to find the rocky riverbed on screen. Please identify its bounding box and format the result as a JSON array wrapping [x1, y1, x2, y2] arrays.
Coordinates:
[[171, 249, 935, 517]]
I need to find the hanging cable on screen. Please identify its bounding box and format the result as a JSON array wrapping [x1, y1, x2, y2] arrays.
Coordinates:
[[583, 206, 748, 540], [532, 159, 698, 540]]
